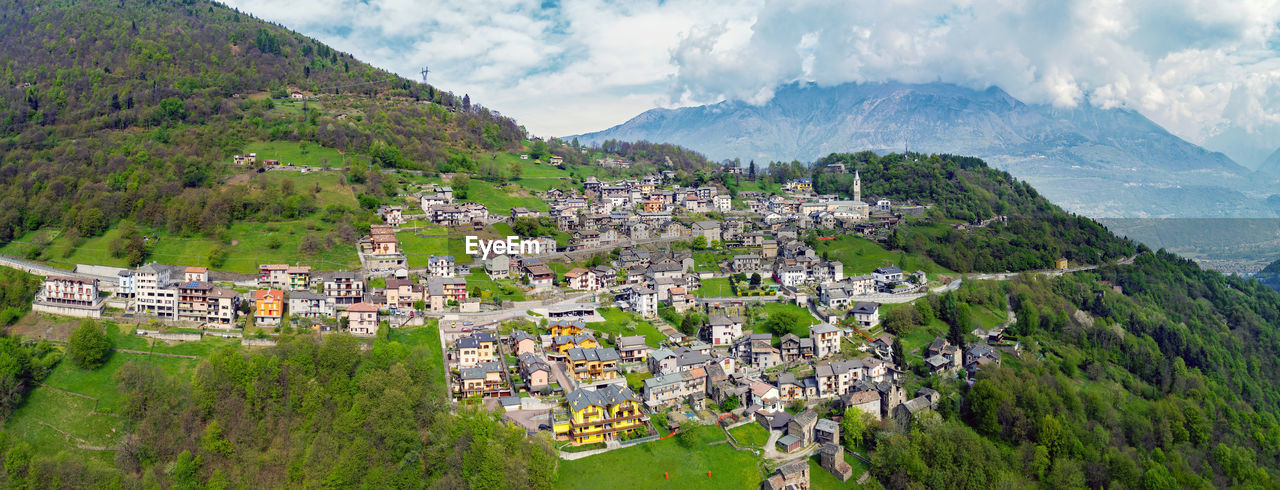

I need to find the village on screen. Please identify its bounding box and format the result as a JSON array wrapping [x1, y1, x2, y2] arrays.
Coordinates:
[[21, 158, 1036, 488]]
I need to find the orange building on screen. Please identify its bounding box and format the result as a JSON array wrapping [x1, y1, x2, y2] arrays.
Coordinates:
[[254, 289, 284, 326]]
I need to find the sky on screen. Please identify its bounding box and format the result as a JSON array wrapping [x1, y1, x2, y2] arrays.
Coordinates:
[[225, 0, 1280, 160]]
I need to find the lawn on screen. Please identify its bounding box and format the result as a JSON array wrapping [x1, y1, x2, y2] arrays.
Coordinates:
[[397, 230, 449, 268], [808, 452, 872, 489], [626, 371, 653, 392], [465, 270, 526, 302], [242, 140, 355, 168], [812, 235, 952, 280], [730, 422, 770, 448], [694, 277, 734, 297], [556, 425, 764, 489], [256, 171, 358, 208], [591, 308, 666, 347], [462, 180, 549, 214]]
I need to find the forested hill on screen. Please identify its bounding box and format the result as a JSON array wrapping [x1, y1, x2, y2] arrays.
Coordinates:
[[786, 152, 1137, 272], [0, 0, 521, 243]]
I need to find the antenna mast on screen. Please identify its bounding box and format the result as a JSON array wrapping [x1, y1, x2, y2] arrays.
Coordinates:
[[420, 67, 429, 84]]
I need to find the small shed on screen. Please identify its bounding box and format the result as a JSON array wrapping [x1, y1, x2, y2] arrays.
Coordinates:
[[776, 434, 802, 453]]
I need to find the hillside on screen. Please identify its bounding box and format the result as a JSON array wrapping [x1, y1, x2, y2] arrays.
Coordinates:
[[573, 82, 1280, 219], [0, 0, 523, 265], [768, 152, 1137, 271]]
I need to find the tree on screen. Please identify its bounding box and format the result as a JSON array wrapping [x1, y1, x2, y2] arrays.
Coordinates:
[[691, 235, 707, 250], [882, 305, 921, 335], [67, 320, 111, 370], [841, 408, 869, 450], [892, 337, 906, 366], [721, 395, 739, 411], [679, 313, 702, 336], [750, 273, 762, 288]]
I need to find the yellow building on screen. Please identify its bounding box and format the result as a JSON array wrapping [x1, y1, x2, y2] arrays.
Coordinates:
[[254, 289, 284, 326], [549, 320, 586, 337], [1055, 257, 1069, 270], [552, 333, 598, 356], [566, 347, 621, 382], [556, 385, 646, 445]]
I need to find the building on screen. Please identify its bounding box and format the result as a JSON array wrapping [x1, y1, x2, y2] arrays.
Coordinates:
[[691, 220, 722, 243], [510, 330, 539, 356], [345, 302, 379, 336], [518, 353, 551, 390], [789, 409, 819, 446], [707, 314, 743, 346], [458, 332, 499, 367], [873, 266, 904, 286], [841, 389, 883, 419], [183, 266, 208, 283], [258, 264, 289, 289], [33, 276, 103, 318], [286, 266, 312, 291], [566, 347, 621, 382], [564, 268, 599, 291], [617, 335, 649, 363], [428, 255, 456, 278], [116, 270, 136, 299], [642, 368, 707, 409], [253, 289, 284, 326], [762, 460, 810, 490], [556, 385, 646, 445], [134, 263, 177, 318], [524, 261, 555, 288], [323, 272, 365, 306], [177, 281, 214, 323], [289, 290, 335, 319], [811, 323, 842, 358], [849, 302, 880, 327]]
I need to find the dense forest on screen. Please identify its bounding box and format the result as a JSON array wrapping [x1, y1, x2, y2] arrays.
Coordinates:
[[0, 0, 523, 244], [864, 251, 1280, 487], [0, 330, 555, 488]]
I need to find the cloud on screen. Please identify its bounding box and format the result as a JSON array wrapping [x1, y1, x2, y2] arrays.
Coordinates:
[[223, 0, 1280, 145], [668, 0, 1280, 144]]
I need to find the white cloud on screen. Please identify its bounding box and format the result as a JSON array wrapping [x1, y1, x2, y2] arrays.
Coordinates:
[[224, 0, 1280, 145]]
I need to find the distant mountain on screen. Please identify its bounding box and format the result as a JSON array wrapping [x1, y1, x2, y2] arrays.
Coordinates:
[[1258, 147, 1280, 177], [573, 82, 1280, 218]]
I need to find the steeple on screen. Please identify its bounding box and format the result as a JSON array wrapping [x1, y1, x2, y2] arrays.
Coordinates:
[[853, 170, 862, 203]]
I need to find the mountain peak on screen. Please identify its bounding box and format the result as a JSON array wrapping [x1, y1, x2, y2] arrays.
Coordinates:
[[572, 81, 1268, 218]]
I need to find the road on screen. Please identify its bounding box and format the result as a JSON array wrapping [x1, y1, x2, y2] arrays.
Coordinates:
[[0, 253, 118, 284]]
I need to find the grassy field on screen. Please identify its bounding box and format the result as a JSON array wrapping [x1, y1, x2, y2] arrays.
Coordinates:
[[626, 371, 653, 391], [730, 422, 770, 448], [242, 141, 354, 168], [813, 235, 953, 280], [2, 219, 361, 274], [464, 270, 526, 302], [397, 230, 450, 268], [694, 277, 733, 297], [809, 452, 872, 489], [556, 425, 764, 489], [590, 308, 666, 347], [463, 180, 549, 214], [3, 343, 201, 470]]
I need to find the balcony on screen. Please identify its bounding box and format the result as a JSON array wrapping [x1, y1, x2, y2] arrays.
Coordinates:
[[570, 412, 644, 429]]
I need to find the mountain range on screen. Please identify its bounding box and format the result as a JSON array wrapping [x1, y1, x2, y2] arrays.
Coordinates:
[[573, 82, 1280, 219]]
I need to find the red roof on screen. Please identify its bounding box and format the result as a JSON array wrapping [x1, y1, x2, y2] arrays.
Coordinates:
[[253, 289, 283, 300], [347, 302, 378, 312]]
